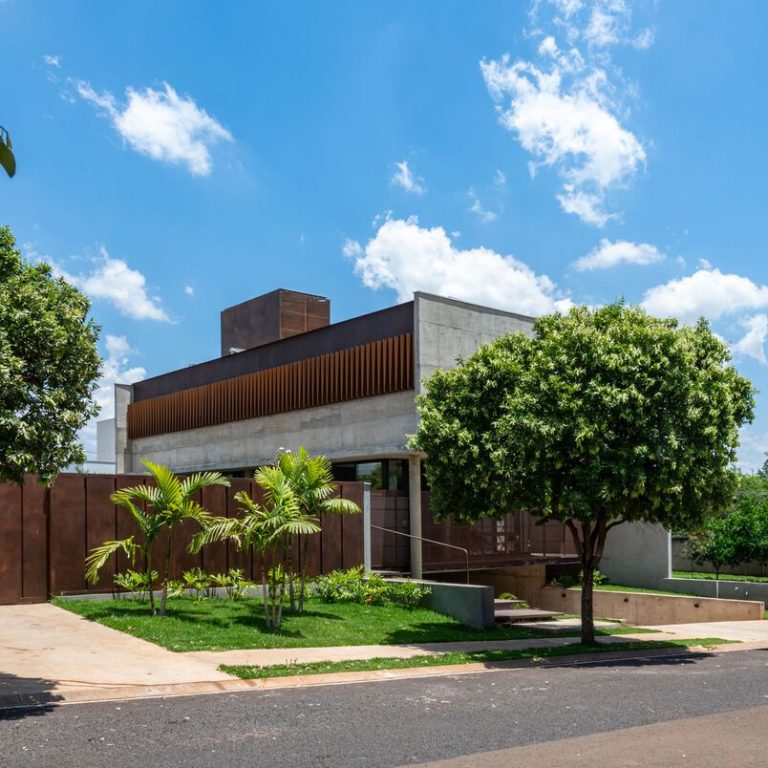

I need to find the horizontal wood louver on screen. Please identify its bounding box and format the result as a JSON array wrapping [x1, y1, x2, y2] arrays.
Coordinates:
[[128, 332, 414, 440]]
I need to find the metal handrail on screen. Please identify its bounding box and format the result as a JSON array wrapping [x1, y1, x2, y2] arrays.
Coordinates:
[[370, 524, 470, 584]]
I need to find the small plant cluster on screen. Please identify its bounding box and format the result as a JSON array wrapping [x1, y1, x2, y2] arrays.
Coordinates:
[[114, 568, 251, 601], [550, 569, 608, 589], [114, 569, 157, 600], [497, 591, 530, 608], [314, 567, 431, 610]]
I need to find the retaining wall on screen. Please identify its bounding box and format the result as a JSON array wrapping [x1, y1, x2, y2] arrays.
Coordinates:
[[536, 586, 763, 625], [386, 577, 495, 629]]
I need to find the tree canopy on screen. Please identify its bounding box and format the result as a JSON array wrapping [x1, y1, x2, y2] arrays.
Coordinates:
[[412, 302, 755, 642], [0, 225, 101, 484]]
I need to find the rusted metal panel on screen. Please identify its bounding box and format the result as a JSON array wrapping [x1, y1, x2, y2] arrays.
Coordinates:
[[320, 511, 343, 573], [48, 475, 87, 595], [0, 482, 23, 603], [200, 485, 228, 576], [85, 476, 117, 593], [21, 477, 47, 601], [340, 486, 364, 569]]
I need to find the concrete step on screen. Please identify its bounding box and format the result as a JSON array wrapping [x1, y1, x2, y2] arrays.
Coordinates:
[[494, 599, 528, 610], [495, 608, 563, 623]]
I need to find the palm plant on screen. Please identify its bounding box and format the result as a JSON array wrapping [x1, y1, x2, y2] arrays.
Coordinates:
[[275, 448, 361, 612], [190, 464, 320, 628], [85, 459, 229, 616]]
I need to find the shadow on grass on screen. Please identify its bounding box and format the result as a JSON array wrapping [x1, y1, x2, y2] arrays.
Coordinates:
[[0, 673, 63, 721], [382, 622, 543, 646]]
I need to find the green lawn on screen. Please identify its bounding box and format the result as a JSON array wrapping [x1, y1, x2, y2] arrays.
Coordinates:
[[222, 638, 730, 679], [672, 571, 768, 584], [53, 596, 647, 652]]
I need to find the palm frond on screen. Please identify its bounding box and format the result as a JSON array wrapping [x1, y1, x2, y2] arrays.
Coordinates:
[[189, 516, 242, 553], [321, 497, 362, 516], [142, 459, 183, 507], [180, 471, 230, 498], [85, 537, 136, 584], [111, 491, 152, 530]]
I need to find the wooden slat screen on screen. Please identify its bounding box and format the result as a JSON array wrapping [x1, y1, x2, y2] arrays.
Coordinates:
[[128, 332, 414, 440]]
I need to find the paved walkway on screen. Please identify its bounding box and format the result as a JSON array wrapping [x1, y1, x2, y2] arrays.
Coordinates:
[[0, 603, 230, 705]]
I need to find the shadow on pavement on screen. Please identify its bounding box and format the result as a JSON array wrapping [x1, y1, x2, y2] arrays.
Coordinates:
[[0, 673, 63, 720]]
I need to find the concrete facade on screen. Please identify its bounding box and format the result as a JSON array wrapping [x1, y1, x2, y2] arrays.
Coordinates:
[[116, 292, 536, 474], [600, 522, 671, 589], [413, 292, 534, 393]]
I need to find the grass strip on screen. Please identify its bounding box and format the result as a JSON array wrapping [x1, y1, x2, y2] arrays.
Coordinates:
[[672, 571, 768, 584], [221, 638, 731, 680]]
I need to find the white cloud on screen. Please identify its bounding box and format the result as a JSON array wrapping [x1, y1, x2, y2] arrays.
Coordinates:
[[80, 335, 146, 457], [642, 269, 768, 324], [468, 188, 497, 223], [573, 238, 664, 271], [75, 80, 232, 176], [56, 247, 170, 322], [184, 284, 195, 297], [347, 216, 571, 316], [494, 169, 508, 187], [43, 54, 61, 68], [738, 428, 768, 474], [734, 314, 768, 365], [390, 161, 425, 195], [482, 0, 650, 226]]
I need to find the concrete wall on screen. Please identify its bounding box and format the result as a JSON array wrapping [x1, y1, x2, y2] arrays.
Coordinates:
[[535, 586, 763, 624], [123, 391, 418, 473], [414, 293, 534, 393], [600, 522, 671, 589], [386, 577, 495, 629], [663, 577, 768, 605]]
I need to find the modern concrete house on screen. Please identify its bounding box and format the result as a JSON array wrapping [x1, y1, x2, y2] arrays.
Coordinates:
[[115, 289, 577, 578]]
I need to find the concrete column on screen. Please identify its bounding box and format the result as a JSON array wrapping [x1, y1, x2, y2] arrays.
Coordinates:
[[114, 384, 133, 474], [408, 455, 423, 579], [362, 482, 372, 573]]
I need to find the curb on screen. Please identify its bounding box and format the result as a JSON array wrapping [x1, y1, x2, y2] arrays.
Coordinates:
[[2, 641, 760, 713]]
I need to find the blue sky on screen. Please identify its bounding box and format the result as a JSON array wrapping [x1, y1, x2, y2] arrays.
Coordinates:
[[2, 0, 767, 469]]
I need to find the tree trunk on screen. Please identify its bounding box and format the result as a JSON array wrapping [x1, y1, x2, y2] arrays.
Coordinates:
[[159, 533, 172, 617], [145, 550, 156, 616], [298, 535, 310, 614], [580, 559, 596, 645]]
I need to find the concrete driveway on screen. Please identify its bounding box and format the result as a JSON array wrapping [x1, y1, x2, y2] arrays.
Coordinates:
[[634, 619, 768, 643], [0, 603, 231, 706]]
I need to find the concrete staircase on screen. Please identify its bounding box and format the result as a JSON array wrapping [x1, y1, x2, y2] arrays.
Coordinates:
[[494, 598, 562, 624]]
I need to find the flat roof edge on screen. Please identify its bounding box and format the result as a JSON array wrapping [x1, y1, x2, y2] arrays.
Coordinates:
[[413, 291, 536, 323]]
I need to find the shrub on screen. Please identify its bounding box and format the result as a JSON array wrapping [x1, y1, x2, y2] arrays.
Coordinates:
[[181, 567, 212, 600], [391, 581, 430, 609], [114, 569, 157, 601], [314, 567, 431, 609], [550, 569, 608, 589], [209, 568, 252, 599]]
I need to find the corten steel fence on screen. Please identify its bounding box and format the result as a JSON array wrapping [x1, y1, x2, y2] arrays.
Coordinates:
[[0, 474, 578, 605], [0, 474, 364, 605]]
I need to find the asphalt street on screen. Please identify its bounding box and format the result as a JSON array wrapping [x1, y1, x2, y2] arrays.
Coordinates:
[[2, 648, 768, 768]]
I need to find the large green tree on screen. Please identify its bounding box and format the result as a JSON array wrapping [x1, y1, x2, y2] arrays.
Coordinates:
[[412, 303, 754, 643], [0, 226, 100, 484]]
